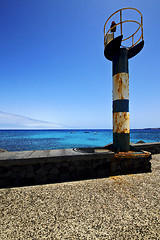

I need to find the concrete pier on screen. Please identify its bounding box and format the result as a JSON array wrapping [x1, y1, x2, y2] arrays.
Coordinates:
[[1, 142, 159, 188]]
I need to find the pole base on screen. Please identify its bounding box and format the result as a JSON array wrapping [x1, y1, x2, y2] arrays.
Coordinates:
[[113, 133, 130, 152]]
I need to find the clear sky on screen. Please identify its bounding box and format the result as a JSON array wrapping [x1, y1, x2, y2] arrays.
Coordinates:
[[0, 0, 159, 129]]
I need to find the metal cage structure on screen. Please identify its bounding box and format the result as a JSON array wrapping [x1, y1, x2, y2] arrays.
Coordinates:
[[104, 7, 144, 49]]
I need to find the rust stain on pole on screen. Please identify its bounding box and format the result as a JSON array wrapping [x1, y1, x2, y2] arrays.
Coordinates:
[[113, 73, 129, 100], [113, 112, 130, 133]]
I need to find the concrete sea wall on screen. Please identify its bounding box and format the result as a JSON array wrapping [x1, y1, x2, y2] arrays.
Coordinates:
[[1, 142, 158, 188], [132, 142, 160, 154]]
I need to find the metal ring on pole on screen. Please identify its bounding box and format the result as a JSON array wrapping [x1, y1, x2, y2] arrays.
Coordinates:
[[104, 7, 143, 49]]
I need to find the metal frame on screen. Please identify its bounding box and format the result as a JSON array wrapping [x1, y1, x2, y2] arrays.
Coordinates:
[[104, 7, 143, 49]]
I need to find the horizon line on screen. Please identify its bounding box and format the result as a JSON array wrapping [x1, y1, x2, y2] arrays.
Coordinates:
[[0, 128, 159, 130]]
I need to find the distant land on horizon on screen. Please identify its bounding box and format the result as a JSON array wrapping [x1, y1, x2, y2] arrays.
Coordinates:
[[142, 128, 160, 130]]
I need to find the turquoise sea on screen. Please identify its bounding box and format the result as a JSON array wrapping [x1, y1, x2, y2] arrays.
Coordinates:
[[0, 129, 160, 152]]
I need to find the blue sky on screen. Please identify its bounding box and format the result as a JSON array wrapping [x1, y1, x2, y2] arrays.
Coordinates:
[[0, 0, 159, 129]]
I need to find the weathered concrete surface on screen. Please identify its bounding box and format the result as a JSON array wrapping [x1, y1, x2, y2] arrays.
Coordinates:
[[0, 154, 159, 239], [132, 142, 160, 154]]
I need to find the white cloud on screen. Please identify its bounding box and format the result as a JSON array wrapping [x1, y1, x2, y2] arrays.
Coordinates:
[[0, 111, 64, 129]]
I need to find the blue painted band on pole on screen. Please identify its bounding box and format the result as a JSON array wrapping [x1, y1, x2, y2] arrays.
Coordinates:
[[113, 99, 129, 113]]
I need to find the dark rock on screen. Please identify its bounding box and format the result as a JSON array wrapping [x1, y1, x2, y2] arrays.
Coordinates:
[[49, 167, 59, 175], [0, 149, 8, 152], [136, 140, 145, 143]]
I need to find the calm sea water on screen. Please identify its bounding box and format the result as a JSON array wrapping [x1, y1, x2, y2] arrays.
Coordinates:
[[0, 129, 160, 152]]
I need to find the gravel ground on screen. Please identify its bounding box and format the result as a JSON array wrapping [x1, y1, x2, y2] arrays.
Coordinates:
[[0, 154, 160, 240]]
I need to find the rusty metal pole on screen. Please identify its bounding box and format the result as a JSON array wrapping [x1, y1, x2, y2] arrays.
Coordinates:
[[112, 47, 130, 152]]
